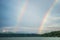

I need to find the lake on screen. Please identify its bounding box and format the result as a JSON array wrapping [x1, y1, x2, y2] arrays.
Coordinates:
[[0, 37, 60, 40]]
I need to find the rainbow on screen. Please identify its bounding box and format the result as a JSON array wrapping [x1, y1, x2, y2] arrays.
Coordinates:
[[13, 0, 28, 32], [38, 0, 58, 34]]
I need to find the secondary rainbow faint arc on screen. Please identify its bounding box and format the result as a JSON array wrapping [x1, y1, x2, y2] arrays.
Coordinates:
[[13, 0, 28, 32], [38, 0, 58, 34]]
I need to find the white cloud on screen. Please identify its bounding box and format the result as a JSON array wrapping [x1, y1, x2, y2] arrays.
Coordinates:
[[42, 26, 60, 33], [1, 26, 38, 33], [48, 17, 60, 21], [45, 16, 60, 24]]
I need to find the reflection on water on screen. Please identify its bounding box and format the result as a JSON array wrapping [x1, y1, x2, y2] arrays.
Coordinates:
[[0, 37, 60, 40]]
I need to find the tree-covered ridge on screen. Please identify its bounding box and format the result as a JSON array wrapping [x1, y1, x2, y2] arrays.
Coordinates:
[[41, 31, 60, 37], [0, 31, 60, 37]]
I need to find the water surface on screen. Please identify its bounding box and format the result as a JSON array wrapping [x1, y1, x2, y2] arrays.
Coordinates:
[[0, 37, 60, 40]]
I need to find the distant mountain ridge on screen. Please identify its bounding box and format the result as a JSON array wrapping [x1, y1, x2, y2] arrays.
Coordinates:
[[0, 31, 60, 37]]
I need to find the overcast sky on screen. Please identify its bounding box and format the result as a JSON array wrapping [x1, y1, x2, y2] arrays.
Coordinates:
[[0, 0, 60, 34]]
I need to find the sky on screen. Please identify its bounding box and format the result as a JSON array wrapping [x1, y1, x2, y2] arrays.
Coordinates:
[[0, 0, 60, 34]]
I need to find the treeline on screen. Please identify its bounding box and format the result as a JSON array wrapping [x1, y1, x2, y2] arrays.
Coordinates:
[[0, 31, 60, 37], [41, 31, 60, 37]]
